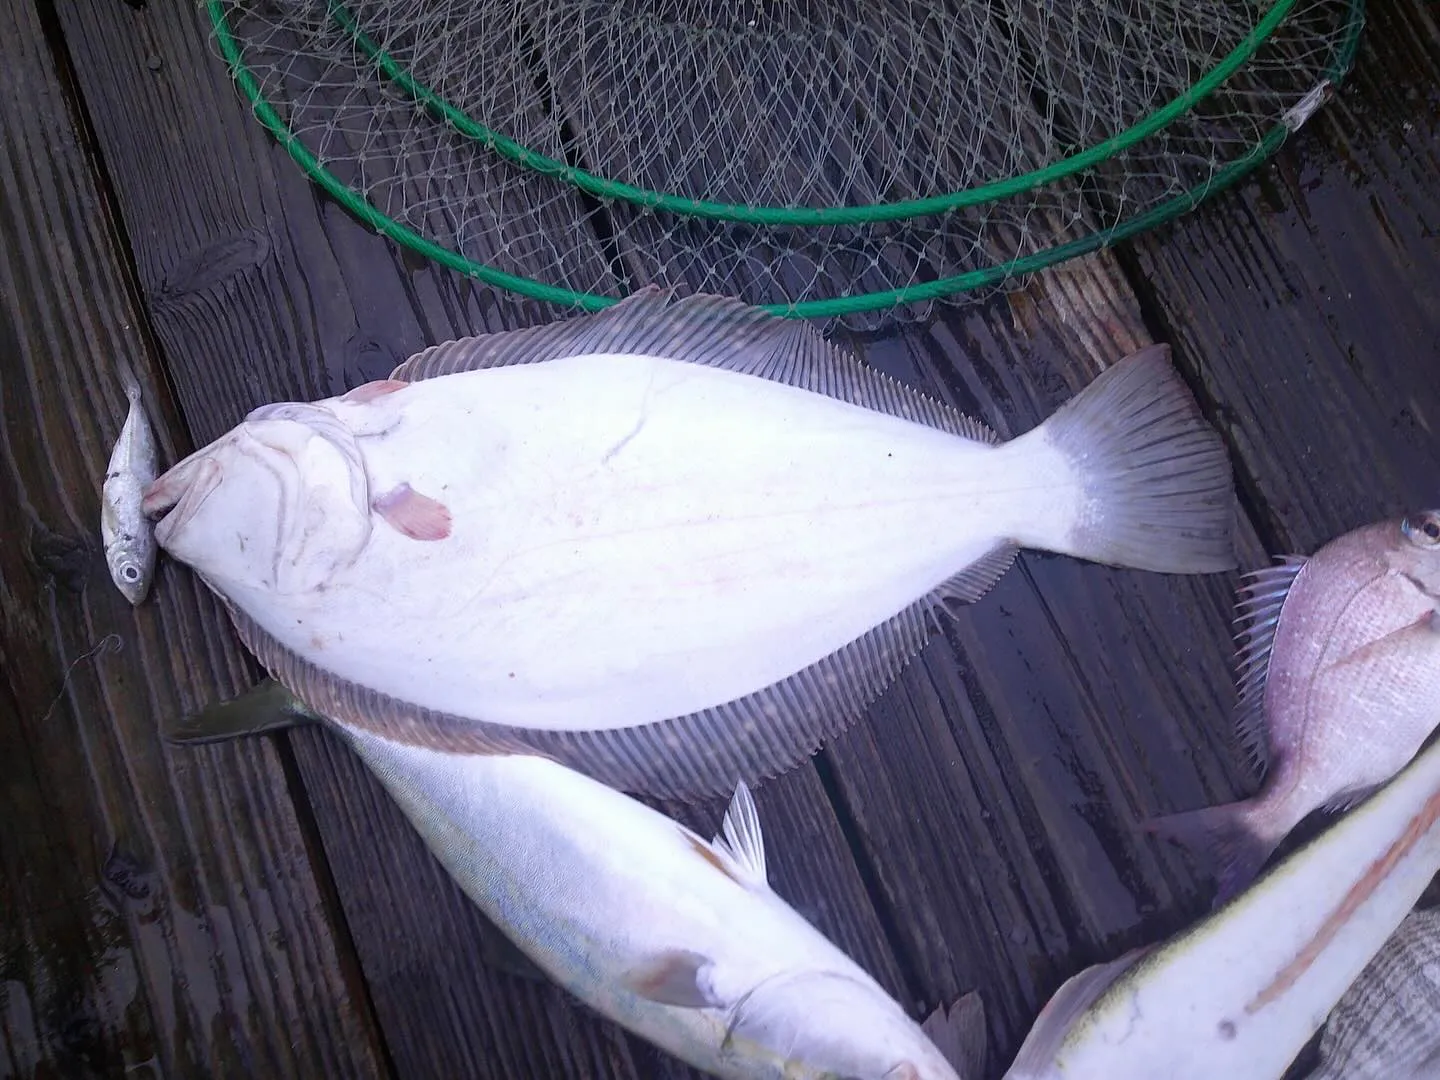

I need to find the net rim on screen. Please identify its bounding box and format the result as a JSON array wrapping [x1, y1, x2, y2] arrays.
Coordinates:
[[325, 0, 1295, 226], [205, 0, 1367, 316]]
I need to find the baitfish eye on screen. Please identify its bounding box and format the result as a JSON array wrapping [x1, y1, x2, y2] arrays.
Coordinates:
[[1401, 511, 1440, 547], [122, 565, 141, 583]]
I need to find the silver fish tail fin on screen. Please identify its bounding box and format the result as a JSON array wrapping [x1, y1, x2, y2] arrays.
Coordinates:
[[1040, 344, 1236, 574], [1144, 799, 1276, 906], [921, 991, 987, 1080]]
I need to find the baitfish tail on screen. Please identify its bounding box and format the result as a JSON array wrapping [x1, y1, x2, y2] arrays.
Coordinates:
[[1145, 799, 1278, 907], [1038, 344, 1235, 574]]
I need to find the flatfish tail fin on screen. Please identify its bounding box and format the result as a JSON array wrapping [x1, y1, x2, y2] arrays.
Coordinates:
[[1041, 344, 1236, 574]]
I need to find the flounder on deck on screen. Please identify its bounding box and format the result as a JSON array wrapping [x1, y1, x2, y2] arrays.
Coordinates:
[[144, 288, 1235, 797]]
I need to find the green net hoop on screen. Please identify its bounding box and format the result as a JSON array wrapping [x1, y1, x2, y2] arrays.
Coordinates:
[[207, 0, 1365, 322]]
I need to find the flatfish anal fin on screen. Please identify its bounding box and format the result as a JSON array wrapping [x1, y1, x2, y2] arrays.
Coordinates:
[[391, 288, 998, 444], [219, 580, 943, 799], [936, 543, 1018, 607], [1232, 555, 1308, 774]]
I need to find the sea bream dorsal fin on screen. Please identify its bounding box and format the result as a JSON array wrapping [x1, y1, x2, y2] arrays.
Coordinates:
[[1232, 556, 1308, 773], [712, 780, 768, 888], [390, 288, 1000, 445]]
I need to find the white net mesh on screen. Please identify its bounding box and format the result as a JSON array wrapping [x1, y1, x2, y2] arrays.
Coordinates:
[[211, 0, 1362, 325]]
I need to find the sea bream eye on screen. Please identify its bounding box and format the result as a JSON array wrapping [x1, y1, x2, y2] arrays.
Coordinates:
[[1401, 511, 1440, 547]]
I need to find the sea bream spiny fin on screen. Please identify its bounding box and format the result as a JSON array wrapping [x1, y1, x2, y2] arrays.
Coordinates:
[[1232, 556, 1308, 774]]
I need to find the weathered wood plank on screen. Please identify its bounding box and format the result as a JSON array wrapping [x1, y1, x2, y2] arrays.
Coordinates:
[[0, 2, 386, 1076], [51, 3, 915, 1077], [1121, 0, 1440, 554]]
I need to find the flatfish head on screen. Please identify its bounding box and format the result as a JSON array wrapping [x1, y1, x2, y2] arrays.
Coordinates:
[[144, 401, 373, 594]]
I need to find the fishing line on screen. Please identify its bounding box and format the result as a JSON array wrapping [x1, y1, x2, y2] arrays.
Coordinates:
[[36, 633, 124, 724]]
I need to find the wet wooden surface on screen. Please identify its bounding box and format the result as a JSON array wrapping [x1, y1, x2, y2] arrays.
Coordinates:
[[2, 0, 1437, 1077], [0, 2, 385, 1077]]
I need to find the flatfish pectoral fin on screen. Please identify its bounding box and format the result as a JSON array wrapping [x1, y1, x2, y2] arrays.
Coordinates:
[[371, 482, 452, 541]]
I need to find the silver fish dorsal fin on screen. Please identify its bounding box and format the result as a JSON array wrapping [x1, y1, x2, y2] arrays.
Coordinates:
[[1006, 948, 1150, 1077], [1232, 556, 1308, 774], [391, 288, 1000, 445], [713, 781, 768, 888]]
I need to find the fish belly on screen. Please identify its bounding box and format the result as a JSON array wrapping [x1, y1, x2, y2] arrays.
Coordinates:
[[270, 353, 1057, 730], [343, 730, 871, 1079]]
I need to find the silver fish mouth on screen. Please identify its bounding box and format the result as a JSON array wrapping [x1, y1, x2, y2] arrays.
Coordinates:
[[143, 454, 223, 546]]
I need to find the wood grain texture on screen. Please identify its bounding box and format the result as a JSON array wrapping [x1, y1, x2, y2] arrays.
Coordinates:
[[0, 2, 385, 1077], [1121, 0, 1440, 555], [813, 253, 1265, 1065], [29, 0, 1440, 1078], [49, 3, 914, 1079]]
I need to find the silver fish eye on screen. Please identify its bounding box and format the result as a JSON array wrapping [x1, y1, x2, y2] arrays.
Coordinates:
[[122, 565, 141, 582], [1401, 512, 1440, 547]]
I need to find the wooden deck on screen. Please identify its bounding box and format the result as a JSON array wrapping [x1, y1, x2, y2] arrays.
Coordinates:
[[2, 0, 1437, 1076]]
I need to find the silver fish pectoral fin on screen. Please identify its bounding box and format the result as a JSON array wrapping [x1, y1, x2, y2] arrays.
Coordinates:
[[622, 949, 725, 1009]]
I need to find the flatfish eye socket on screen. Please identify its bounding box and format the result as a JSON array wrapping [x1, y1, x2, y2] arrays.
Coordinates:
[[1401, 511, 1440, 547]]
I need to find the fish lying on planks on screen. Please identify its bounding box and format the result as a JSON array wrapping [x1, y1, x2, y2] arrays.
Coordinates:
[[1148, 511, 1440, 902], [101, 372, 159, 604], [1308, 906, 1440, 1080], [142, 287, 1235, 799], [171, 684, 987, 1080], [1001, 731, 1440, 1080]]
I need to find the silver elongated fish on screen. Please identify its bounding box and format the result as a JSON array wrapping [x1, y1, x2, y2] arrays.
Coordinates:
[[101, 374, 158, 604], [142, 289, 1234, 798], [1309, 906, 1440, 1080], [1149, 512, 1440, 902], [173, 684, 985, 1080], [1002, 731, 1440, 1080]]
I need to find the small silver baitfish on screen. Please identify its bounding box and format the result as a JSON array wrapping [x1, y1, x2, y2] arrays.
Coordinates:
[[101, 376, 158, 604], [172, 681, 987, 1080], [142, 288, 1235, 799], [1148, 511, 1440, 902], [1309, 906, 1440, 1080], [1003, 730, 1440, 1080]]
